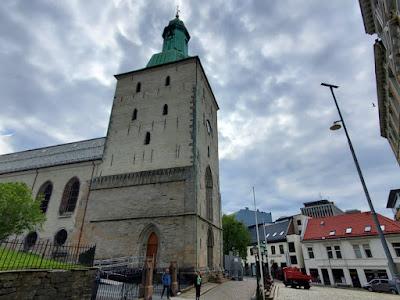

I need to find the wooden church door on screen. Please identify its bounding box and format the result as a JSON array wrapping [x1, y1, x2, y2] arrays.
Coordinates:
[[146, 232, 158, 266]]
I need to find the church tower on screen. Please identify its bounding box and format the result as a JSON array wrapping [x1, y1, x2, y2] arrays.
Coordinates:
[[82, 14, 222, 271]]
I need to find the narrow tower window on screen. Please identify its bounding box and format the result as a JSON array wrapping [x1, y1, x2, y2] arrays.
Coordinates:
[[136, 82, 141, 93], [165, 76, 170, 86], [206, 120, 212, 135], [144, 132, 151, 145], [132, 109, 138, 121], [163, 104, 168, 115]]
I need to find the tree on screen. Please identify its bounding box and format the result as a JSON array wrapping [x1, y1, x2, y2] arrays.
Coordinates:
[[222, 214, 251, 259], [0, 182, 45, 240]]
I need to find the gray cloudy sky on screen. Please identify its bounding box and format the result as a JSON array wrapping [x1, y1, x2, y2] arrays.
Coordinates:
[[0, 0, 399, 220]]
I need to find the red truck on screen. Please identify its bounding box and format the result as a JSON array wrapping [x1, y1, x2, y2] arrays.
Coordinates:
[[282, 267, 312, 289]]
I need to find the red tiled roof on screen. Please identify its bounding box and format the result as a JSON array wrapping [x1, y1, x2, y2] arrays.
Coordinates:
[[303, 212, 400, 241]]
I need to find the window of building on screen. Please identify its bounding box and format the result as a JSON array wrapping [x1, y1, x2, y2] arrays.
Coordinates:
[[54, 229, 68, 246], [392, 243, 400, 257], [59, 177, 80, 215], [266, 233, 270, 238], [205, 166, 213, 221], [279, 231, 284, 236], [207, 146, 210, 157], [353, 244, 362, 258], [36, 181, 53, 213], [281, 262, 287, 268], [271, 245, 276, 255], [345, 227, 352, 234], [272, 232, 277, 237], [290, 255, 298, 265], [144, 132, 151, 145], [332, 269, 345, 284], [132, 108, 138, 121], [326, 246, 333, 259], [364, 225, 371, 232], [334, 245, 342, 259], [297, 220, 302, 226], [380, 225, 386, 231], [279, 245, 284, 254], [136, 82, 141, 93], [329, 230, 336, 236], [288, 242, 295, 253], [363, 244, 373, 258], [163, 104, 168, 115], [307, 247, 314, 259], [206, 120, 212, 135], [165, 76, 170, 86]]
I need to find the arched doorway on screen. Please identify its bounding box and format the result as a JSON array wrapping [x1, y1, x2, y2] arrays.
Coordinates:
[[146, 232, 158, 266], [207, 228, 214, 269]]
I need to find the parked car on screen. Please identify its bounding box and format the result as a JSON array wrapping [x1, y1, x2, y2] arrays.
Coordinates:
[[363, 278, 399, 294]]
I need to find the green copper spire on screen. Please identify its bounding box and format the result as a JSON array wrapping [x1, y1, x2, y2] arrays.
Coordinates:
[[147, 13, 190, 67]]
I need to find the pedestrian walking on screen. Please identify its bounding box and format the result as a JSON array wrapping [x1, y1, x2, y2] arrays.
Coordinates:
[[161, 268, 172, 299], [194, 271, 202, 300]]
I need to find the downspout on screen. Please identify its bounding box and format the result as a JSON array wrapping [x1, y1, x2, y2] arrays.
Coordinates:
[[77, 161, 96, 247], [31, 169, 39, 192], [193, 59, 199, 269]]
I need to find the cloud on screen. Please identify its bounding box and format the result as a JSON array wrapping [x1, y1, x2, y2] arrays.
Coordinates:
[[0, 0, 398, 221]]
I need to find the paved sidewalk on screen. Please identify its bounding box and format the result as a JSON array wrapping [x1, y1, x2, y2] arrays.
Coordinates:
[[169, 277, 256, 300]]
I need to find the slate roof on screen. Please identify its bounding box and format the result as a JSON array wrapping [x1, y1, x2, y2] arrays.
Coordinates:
[[234, 208, 272, 227], [303, 211, 400, 241], [0, 137, 105, 174], [248, 219, 291, 244]]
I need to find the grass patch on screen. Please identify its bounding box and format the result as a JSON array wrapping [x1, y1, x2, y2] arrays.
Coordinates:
[[0, 247, 80, 270]]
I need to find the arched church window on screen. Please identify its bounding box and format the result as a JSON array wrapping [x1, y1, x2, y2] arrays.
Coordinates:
[[165, 76, 170, 86], [205, 166, 213, 221], [144, 132, 151, 145], [36, 181, 53, 213], [207, 228, 214, 269], [54, 229, 68, 246], [59, 177, 80, 215], [136, 82, 141, 93], [132, 108, 138, 121], [163, 104, 168, 115]]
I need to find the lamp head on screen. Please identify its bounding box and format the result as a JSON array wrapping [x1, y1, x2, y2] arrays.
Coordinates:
[[330, 120, 342, 131]]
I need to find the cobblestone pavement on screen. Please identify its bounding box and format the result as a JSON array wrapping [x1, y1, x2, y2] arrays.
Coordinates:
[[275, 282, 399, 300], [169, 277, 256, 300]]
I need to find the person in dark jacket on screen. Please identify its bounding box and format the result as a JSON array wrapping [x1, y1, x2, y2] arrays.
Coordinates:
[[161, 268, 172, 299], [194, 271, 202, 300]]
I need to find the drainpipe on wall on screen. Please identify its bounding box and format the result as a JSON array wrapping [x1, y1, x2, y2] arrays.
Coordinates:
[[77, 161, 96, 248], [31, 169, 39, 192]]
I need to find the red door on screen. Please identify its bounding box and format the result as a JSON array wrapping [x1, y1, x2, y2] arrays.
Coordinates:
[[146, 232, 158, 266]]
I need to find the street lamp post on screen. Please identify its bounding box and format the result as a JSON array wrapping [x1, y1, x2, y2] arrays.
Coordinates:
[[321, 82, 400, 293]]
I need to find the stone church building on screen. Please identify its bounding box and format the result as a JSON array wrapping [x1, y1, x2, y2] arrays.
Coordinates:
[[0, 15, 222, 271]]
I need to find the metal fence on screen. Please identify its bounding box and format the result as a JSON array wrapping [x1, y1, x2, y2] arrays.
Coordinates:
[[0, 238, 96, 271]]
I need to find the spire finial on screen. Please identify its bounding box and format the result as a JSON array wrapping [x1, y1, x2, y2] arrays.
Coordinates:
[[176, 5, 180, 18]]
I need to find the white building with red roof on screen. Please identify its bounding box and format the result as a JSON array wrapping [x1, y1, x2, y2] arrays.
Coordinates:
[[302, 211, 400, 288]]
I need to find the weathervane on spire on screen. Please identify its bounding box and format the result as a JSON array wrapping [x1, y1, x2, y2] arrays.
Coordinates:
[[176, 5, 180, 18]]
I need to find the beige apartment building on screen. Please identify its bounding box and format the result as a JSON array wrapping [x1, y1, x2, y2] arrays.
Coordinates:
[[359, 0, 400, 164]]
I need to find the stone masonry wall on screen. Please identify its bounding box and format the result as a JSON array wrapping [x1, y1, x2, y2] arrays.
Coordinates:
[[0, 268, 97, 300]]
